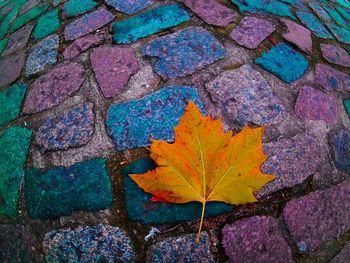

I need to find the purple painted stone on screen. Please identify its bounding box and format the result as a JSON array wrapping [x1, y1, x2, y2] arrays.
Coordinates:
[[283, 180, 350, 253], [315, 63, 350, 92], [2, 24, 33, 57], [64, 32, 107, 60], [0, 53, 25, 88], [281, 18, 312, 54], [23, 63, 84, 114], [294, 86, 338, 123], [19, 0, 41, 16], [64, 9, 114, 41], [329, 128, 350, 173], [222, 216, 294, 263], [183, 0, 238, 27], [331, 243, 350, 263], [230, 16, 275, 49], [36, 102, 94, 150], [260, 132, 323, 196], [320, 43, 350, 68], [206, 65, 286, 126], [90, 46, 139, 98]]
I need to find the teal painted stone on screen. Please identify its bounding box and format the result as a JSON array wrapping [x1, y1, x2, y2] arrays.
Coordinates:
[[112, 4, 190, 44], [336, 0, 350, 9], [0, 126, 32, 218], [322, 5, 348, 28], [10, 3, 49, 33], [255, 43, 309, 83], [309, 3, 333, 22], [106, 86, 205, 150], [0, 6, 18, 39], [344, 100, 350, 117], [336, 6, 350, 20], [105, 0, 153, 14], [33, 9, 60, 40], [25, 158, 112, 219], [63, 0, 97, 17], [0, 84, 27, 126], [326, 23, 350, 44], [296, 11, 334, 39], [123, 159, 233, 224], [0, 38, 6, 54]]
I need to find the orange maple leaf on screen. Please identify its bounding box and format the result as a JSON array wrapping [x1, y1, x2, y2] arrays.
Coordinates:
[[130, 101, 275, 241]]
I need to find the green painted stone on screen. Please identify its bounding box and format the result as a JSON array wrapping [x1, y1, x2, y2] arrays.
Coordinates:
[[112, 4, 190, 44], [33, 9, 60, 40], [0, 126, 32, 218], [0, 38, 7, 54], [0, 6, 18, 39], [0, 84, 27, 126], [344, 100, 350, 117], [63, 0, 97, 17], [25, 158, 113, 219], [10, 3, 49, 33]]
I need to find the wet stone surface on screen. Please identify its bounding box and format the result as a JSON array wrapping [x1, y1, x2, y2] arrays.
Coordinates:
[[25, 158, 112, 219], [43, 224, 135, 263]]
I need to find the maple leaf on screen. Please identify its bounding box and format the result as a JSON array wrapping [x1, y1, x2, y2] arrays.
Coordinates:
[[129, 101, 275, 241]]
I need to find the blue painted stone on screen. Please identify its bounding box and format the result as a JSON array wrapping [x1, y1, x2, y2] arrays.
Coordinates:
[[329, 129, 350, 173], [280, 0, 306, 10], [255, 43, 309, 83], [25, 158, 112, 219], [231, 0, 295, 19], [106, 86, 205, 150], [35, 102, 94, 151], [141, 26, 226, 78], [0, 126, 32, 218], [296, 11, 334, 39], [105, 0, 153, 14], [25, 34, 59, 76], [309, 3, 333, 22], [112, 4, 190, 44], [326, 23, 350, 44], [123, 159, 233, 224]]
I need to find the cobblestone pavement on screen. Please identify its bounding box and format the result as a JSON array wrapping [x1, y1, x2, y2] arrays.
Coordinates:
[[0, 0, 350, 262]]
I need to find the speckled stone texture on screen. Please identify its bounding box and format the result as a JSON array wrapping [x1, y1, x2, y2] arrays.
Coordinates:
[[63, 0, 97, 17], [329, 129, 350, 173], [255, 43, 309, 83], [222, 216, 294, 263], [326, 23, 350, 44], [23, 63, 84, 113], [0, 126, 32, 218], [123, 158, 232, 224], [106, 86, 205, 150], [294, 86, 338, 123], [105, 0, 153, 14], [206, 65, 286, 126], [25, 158, 112, 219], [296, 11, 333, 39], [43, 224, 135, 263], [260, 131, 323, 196], [283, 180, 350, 253], [230, 16, 275, 49], [315, 63, 350, 91], [36, 102, 94, 151], [0, 53, 25, 87], [64, 8, 114, 41], [112, 4, 190, 44], [0, 225, 40, 262], [146, 232, 214, 263], [0, 84, 27, 126], [90, 46, 139, 98], [183, 0, 238, 27], [281, 18, 312, 54], [25, 34, 59, 76], [141, 26, 226, 78], [63, 32, 107, 60], [33, 9, 60, 40], [320, 43, 350, 68], [2, 24, 33, 57], [331, 243, 350, 263]]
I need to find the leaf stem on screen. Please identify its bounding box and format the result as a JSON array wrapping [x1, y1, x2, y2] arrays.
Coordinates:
[[196, 201, 206, 243]]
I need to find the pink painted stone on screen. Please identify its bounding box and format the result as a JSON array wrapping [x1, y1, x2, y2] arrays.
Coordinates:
[[90, 46, 139, 98], [315, 63, 350, 92], [294, 86, 338, 123], [0, 53, 25, 87], [320, 43, 350, 68], [64, 32, 107, 60], [281, 19, 312, 54], [23, 63, 84, 114], [64, 9, 114, 41], [283, 180, 350, 253], [183, 0, 238, 27], [222, 216, 294, 263], [230, 16, 275, 49]]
